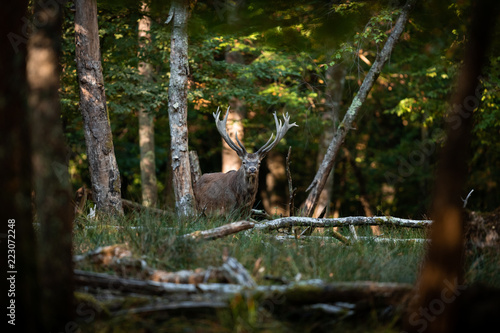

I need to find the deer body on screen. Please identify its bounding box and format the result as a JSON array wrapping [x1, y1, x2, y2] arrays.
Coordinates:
[[194, 108, 297, 214]]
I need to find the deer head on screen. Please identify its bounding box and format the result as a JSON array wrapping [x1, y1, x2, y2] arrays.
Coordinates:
[[194, 107, 298, 214]]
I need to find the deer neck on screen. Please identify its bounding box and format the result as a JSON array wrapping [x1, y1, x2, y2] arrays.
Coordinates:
[[236, 167, 259, 193]]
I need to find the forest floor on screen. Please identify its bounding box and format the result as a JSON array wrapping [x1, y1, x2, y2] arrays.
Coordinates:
[[69, 205, 500, 332]]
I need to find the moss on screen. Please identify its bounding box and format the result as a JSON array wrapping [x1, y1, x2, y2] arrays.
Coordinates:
[[74, 291, 111, 319]]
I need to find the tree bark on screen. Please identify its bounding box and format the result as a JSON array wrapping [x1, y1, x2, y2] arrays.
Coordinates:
[[313, 64, 346, 217], [1, 1, 42, 330], [189, 150, 202, 184], [407, 1, 499, 332], [75, 0, 123, 214], [27, 1, 75, 330], [303, 0, 417, 217], [138, 2, 158, 207], [167, 0, 195, 216]]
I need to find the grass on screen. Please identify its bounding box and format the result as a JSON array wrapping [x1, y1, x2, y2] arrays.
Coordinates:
[[72, 209, 500, 332], [73, 210, 428, 284]]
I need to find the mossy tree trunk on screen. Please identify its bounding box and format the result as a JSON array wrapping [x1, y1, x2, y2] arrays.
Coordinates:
[[27, 1, 75, 330], [75, 0, 123, 214], [167, 0, 196, 216], [303, 0, 417, 217], [138, 2, 158, 207]]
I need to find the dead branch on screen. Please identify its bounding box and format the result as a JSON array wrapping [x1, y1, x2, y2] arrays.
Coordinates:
[[183, 220, 254, 240], [253, 216, 431, 231], [150, 268, 227, 284], [220, 256, 256, 288], [286, 146, 297, 217], [112, 301, 228, 317], [271, 235, 429, 243]]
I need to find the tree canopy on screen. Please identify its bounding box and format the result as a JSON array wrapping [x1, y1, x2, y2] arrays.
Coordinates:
[[59, 0, 500, 218]]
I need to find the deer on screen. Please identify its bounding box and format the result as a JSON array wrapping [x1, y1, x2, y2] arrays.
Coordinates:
[[194, 107, 298, 215]]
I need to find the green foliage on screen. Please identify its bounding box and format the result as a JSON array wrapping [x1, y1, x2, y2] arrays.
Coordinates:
[[60, 0, 500, 217]]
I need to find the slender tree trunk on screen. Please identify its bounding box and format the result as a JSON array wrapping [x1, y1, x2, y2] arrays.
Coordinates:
[[27, 2, 75, 330], [332, 159, 347, 219], [1, 2, 42, 331], [138, 2, 158, 207], [343, 147, 380, 235], [222, 1, 246, 173], [303, 0, 417, 217], [167, 0, 195, 215], [313, 64, 346, 217], [222, 99, 245, 173], [75, 0, 123, 215], [261, 151, 287, 216], [406, 1, 498, 332]]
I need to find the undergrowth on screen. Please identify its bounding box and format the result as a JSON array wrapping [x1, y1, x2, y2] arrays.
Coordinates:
[[72, 209, 500, 332], [75, 210, 429, 285]]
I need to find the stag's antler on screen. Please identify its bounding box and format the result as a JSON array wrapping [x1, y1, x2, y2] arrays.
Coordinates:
[[256, 112, 298, 158], [213, 107, 247, 157]]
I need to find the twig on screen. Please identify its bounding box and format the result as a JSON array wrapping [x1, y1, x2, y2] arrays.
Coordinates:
[[462, 189, 474, 208], [286, 146, 297, 217], [349, 225, 359, 242]]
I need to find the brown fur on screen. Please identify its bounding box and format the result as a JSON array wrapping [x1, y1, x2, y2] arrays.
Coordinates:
[[194, 154, 260, 214], [194, 109, 297, 215]]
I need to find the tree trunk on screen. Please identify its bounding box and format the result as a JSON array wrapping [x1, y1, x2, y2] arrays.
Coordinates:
[[1, 1, 42, 330], [261, 151, 287, 216], [407, 1, 499, 332], [313, 64, 346, 217], [138, 2, 158, 207], [303, 0, 417, 217], [167, 0, 195, 216], [343, 147, 380, 235], [27, 1, 75, 330], [222, 3, 246, 173], [222, 99, 245, 173], [75, 0, 123, 215]]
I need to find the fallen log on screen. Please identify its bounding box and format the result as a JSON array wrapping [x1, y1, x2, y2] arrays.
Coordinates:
[[183, 220, 254, 240], [112, 301, 227, 317], [271, 235, 429, 243], [253, 216, 432, 231], [74, 269, 412, 306], [74, 244, 252, 285]]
